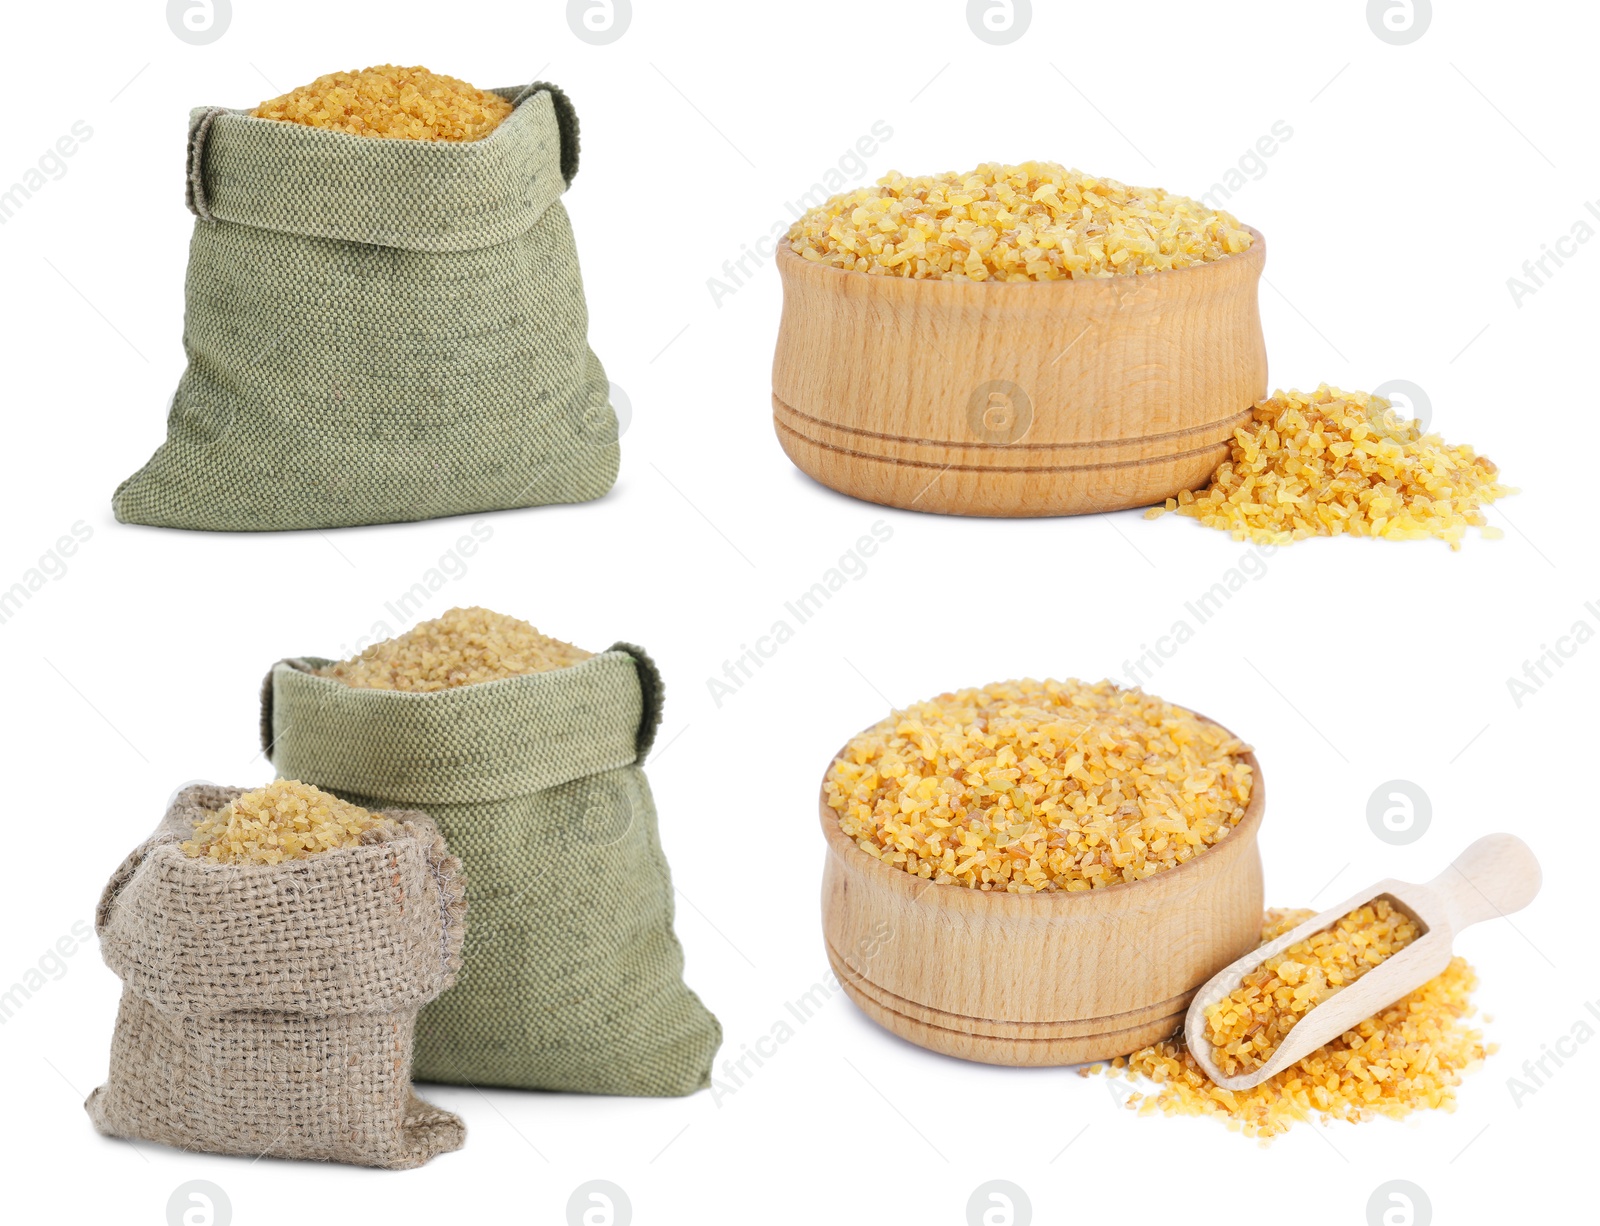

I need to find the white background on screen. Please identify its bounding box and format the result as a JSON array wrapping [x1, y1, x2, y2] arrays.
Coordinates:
[[1, 2, 1595, 1223]]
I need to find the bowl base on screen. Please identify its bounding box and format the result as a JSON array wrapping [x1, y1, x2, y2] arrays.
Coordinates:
[[775, 396, 1239, 517], [827, 941, 1188, 1067]]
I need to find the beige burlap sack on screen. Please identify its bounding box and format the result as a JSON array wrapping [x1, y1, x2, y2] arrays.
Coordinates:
[[86, 785, 468, 1169]]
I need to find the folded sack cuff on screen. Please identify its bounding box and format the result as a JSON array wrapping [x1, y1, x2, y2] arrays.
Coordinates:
[[262, 645, 666, 805], [184, 83, 576, 251]]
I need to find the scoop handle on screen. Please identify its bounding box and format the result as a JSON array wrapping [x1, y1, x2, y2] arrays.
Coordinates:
[[1424, 833, 1541, 932]]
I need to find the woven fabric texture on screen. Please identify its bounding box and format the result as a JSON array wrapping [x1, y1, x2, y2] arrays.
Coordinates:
[[264, 645, 722, 1096], [113, 81, 618, 532], [86, 785, 469, 1169]]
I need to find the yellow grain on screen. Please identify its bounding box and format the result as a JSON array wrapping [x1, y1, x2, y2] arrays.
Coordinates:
[[1203, 898, 1420, 1076], [254, 64, 512, 142], [318, 606, 589, 692], [824, 679, 1253, 892], [1086, 908, 1490, 1138], [788, 162, 1252, 281], [1164, 385, 1513, 549], [182, 779, 387, 865]]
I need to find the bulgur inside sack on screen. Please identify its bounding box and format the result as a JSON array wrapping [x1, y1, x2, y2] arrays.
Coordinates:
[[261, 638, 721, 1096], [86, 784, 468, 1169], [112, 74, 618, 531]]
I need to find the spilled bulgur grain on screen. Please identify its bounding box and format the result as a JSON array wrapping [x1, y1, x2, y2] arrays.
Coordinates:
[[318, 606, 590, 692], [254, 65, 512, 142], [182, 779, 387, 865], [823, 679, 1253, 892], [1086, 908, 1489, 1139], [1204, 898, 1420, 1077], [788, 162, 1253, 281], [1145, 385, 1513, 549]]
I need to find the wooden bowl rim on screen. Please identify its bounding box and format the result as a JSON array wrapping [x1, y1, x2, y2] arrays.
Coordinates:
[[818, 710, 1264, 916], [776, 224, 1266, 295]]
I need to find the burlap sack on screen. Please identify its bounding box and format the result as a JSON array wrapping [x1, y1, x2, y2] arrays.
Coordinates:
[[261, 644, 721, 1096], [112, 80, 618, 531], [86, 785, 468, 1169]]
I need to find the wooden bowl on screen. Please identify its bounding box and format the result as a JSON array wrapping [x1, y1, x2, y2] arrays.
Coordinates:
[[772, 229, 1267, 516], [818, 725, 1264, 1066]]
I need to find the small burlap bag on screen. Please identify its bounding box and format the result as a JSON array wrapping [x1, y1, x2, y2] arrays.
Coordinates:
[[112, 79, 618, 531], [261, 644, 721, 1096], [86, 785, 468, 1169]]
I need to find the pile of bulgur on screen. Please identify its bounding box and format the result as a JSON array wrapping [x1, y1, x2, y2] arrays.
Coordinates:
[[182, 780, 388, 866], [1088, 908, 1489, 1138], [1147, 385, 1513, 548], [254, 65, 512, 142], [318, 607, 590, 692], [824, 679, 1253, 892], [788, 162, 1253, 281], [1204, 898, 1420, 1077]]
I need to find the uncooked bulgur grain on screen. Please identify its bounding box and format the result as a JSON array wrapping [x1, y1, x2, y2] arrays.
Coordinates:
[[1145, 385, 1513, 549], [1203, 898, 1420, 1077], [319, 607, 590, 692], [182, 779, 388, 865], [824, 679, 1253, 892], [253, 65, 512, 142], [788, 162, 1253, 281], [1086, 908, 1489, 1139]]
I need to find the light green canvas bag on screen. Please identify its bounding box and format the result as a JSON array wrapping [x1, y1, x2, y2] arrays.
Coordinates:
[[261, 645, 721, 1096], [114, 80, 618, 531]]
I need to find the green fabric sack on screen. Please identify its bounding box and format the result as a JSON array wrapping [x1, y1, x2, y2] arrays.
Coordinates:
[[114, 80, 618, 532], [261, 645, 721, 1096]]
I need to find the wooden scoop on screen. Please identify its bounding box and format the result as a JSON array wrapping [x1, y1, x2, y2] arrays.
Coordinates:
[[1185, 834, 1542, 1091]]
